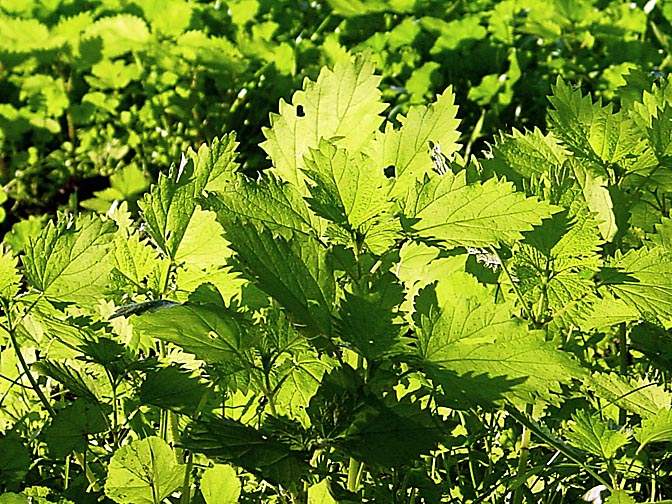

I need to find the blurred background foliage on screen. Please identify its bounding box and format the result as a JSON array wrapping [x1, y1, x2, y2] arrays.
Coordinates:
[[1, 0, 671, 234]]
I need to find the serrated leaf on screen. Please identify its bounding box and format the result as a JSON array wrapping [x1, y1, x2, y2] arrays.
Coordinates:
[[22, 214, 116, 305], [565, 409, 630, 459], [83, 14, 150, 58], [605, 246, 672, 327], [200, 464, 241, 504], [578, 293, 640, 330], [568, 158, 617, 241], [0, 249, 20, 300], [140, 365, 210, 414], [183, 417, 310, 489], [187, 134, 241, 193], [421, 328, 585, 406], [414, 273, 514, 350], [43, 398, 109, 458], [336, 272, 407, 360], [205, 172, 317, 239], [548, 78, 645, 166], [486, 128, 568, 185], [401, 171, 559, 248], [303, 141, 391, 231], [588, 372, 672, 418], [342, 396, 444, 467], [634, 409, 672, 447], [224, 223, 336, 346], [174, 206, 232, 268], [111, 230, 165, 292], [261, 54, 386, 191], [370, 88, 461, 192], [105, 436, 183, 504], [139, 135, 239, 262], [135, 303, 244, 364], [33, 360, 105, 402]]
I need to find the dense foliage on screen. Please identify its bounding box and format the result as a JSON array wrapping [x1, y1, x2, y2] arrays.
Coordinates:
[[3, 1, 672, 504], [3, 0, 672, 225]]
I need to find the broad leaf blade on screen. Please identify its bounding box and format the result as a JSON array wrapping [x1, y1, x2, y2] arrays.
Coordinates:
[[401, 171, 559, 248], [261, 54, 386, 191], [43, 398, 109, 458], [0, 249, 20, 300], [204, 173, 317, 239], [200, 464, 241, 504], [105, 437, 183, 504], [369, 88, 461, 193], [140, 365, 211, 414], [183, 417, 311, 490], [634, 409, 672, 447], [134, 303, 244, 364], [604, 246, 672, 327], [565, 410, 630, 459], [303, 141, 391, 231], [224, 223, 336, 346], [23, 214, 116, 305]]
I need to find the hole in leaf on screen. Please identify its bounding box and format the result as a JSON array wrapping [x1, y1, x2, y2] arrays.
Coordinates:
[[296, 105, 305, 117], [384, 165, 396, 178]]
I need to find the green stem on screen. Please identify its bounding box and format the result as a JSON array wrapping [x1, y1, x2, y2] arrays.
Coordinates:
[[618, 322, 628, 426], [180, 452, 193, 504], [490, 247, 536, 324], [4, 315, 101, 492], [512, 404, 534, 504]]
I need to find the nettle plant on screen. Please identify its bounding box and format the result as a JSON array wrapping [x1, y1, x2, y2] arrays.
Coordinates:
[[2, 54, 672, 503]]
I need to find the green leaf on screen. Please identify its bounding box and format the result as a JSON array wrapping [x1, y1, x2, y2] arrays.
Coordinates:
[[578, 293, 640, 330], [587, 372, 672, 418], [308, 479, 338, 504], [140, 365, 211, 414], [135, 303, 244, 364], [401, 171, 559, 248], [139, 136, 238, 264], [487, 128, 568, 185], [174, 206, 232, 268], [110, 230, 167, 295], [0, 433, 30, 489], [224, 223, 336, 346], [568, 158, 617, 241], [83, 14, 151, 58], [414, 279, 586, 406], [105, 436, 183, 504], [414, 273, 515, 350], [336, 272, 407, 360], [0, 249, 20, 300], [605, 246, 672, 327], [634, 409, 672, 447], [187, 134, 241, 194], [204, 172, 318, 239], [548, 78, 645, 166], [43, 398, 109, 458], [183, 417, 310, 490], [261, 53, 386, 191], [341, 395, 444, 467], [200, 464, 241, 504], [307, 366, 443, 466], [606, 489, 638, 504], [565, 409, 630, 459], [23, 214, 116, 305], [369, 87, 461, 192], [303, 141, 391, 231]]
